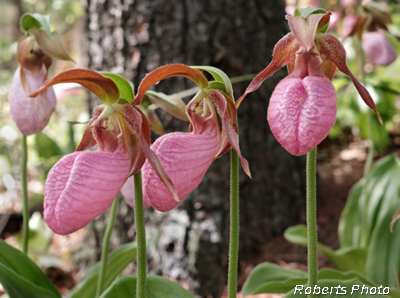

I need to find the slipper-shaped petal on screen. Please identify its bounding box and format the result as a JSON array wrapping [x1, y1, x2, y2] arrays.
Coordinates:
[[44, 151, 130, 235], [267, 76, 337, 155], [9, 67, 56, 135], [142, 116, 221, 212]]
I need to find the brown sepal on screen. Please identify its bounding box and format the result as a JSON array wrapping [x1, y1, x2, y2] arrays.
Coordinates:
[[147, 106, 166, 135], [31, 30, 74, 62], [316, 33, 382, 123], [236, 33, 301, 108], [30, 69, 120, 105], [17, 36, 49, 75], [133, 64, 209, 105], [76, 106, 105, 151], [114, 105, 149, 176]]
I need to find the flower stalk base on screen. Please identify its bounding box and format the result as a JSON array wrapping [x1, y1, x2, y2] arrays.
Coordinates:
[[306, 147, 318, 298], [134, 171, 147, 298], [228, 149, 240, 298]]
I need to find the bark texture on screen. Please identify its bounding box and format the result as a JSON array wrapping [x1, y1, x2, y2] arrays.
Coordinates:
[[81, 0, 306, 297]]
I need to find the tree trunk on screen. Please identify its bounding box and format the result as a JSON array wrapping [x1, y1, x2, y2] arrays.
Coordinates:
[[81, 1, 306, 297]]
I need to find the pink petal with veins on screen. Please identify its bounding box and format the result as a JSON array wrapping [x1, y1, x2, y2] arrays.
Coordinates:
[[142, 116, 221, 212], [121, 176, 152, 209], [44, 151, 130, 235], [362, 31, 397, 66], [267, 76, 337, 155], [9, 67, 56, 135]]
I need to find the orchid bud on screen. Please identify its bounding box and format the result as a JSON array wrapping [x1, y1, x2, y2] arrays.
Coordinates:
[[362, 31, 397, 66], [9, 14, 73, 135], [9, 67, 56, 135]]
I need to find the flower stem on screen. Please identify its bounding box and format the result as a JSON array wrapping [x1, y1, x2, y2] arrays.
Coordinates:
[[306, 147, 318, 297], [95, 195, 119, 298], [22, 135, 29, 254], [358, 36, 375, 247], [227, 148, 239, 298], [134, 171, 147, 298]]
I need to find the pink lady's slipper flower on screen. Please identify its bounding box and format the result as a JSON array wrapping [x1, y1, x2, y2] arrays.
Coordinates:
[[362, 31, 397, 66], [128, 65, 251, 212], [237, 8, 381, 156], [31, 69, 175, 235], [9, 15, 73, 135]]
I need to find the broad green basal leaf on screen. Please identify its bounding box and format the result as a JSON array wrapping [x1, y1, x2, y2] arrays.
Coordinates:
[[0, 241, 60, 298], [68, 235, 156, 298], [242, 262, 307, 296], [99, 275, 194, 298], [284, 225, 367, 274]]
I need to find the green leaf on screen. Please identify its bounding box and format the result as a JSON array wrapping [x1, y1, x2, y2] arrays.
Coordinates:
[[0, 240, 61, 298], [358, 112, 389, 151], [99, 275, 194, 298], [100, 73, 134, 103], [193, 66, 234, 100], [242, 262, 307, 296], [338, 181, 363, 248], [68, 235, 156, 298], [283, 224, 308, 246], [283, 278, 394, 298], [284, 225, 367, 274], [35, 133, 63, 159], [20, 13, 52, 38], [294, 7, 327, 19], [366, 205, 400, 289], [320, 247, 367, 275], [339, 155, 400, 248], [14, 212, 52, 254], [318, 269, 374, 286], [243, 264, 400, 297]]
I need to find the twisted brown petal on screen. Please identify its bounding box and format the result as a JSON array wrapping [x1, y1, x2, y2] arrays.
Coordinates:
[[316, 33, 382, 123]]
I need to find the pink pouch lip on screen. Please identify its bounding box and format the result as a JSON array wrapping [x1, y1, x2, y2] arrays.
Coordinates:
[[44, 151, 130, 235], [267, 76, 337, 156]]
